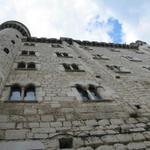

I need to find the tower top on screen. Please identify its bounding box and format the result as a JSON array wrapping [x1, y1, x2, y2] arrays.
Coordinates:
[[0, 20, 31, 37]]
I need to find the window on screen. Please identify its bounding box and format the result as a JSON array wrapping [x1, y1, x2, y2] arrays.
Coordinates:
[[56, 52, 72, 58], [17, 62, 26, 69], [88, 84, 102, 100], [106, 65, 131, 73], [81, 46, 93, 50], [76, 84, 102, 102], [76, 84, 90, 101], [63, 63, 84, 72], [3, 48, 9, 54], [143, 66, 150, 71], [21, 50, 28, 55], [51, 44, 62, 48], [93, 54, 109, 60], [11, 40, 15, 44], [9, 84, 21, 101], [17, 62, 36, 70], [110, 48, 120, 52], [29, 51, 35, 56], [59, 138, 73, 149], [21, 51, 36, 56], [122, 56, 142, 62], [24, 43, 35, 46], [24, 84, 36, 101], [27, 62, 36, 69], [9, 84, 36, 102]]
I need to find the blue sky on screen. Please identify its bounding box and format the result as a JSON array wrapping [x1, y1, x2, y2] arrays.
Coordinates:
[[0, 0, 150, 44]]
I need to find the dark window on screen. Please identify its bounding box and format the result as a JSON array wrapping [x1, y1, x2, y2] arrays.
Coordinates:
[[88, 85, 102, 100], [63, 63, 72, 71], [11, 40, 15, 44], [63, 53, 69, 57], [59, 138, 73, 149], [16, 35, 19, 38], [3, 48, 9, 54], [21, 50, 28, 55], [29, 51, 35, 56], [18, 62, 26, 69], [76, 84, 90, 101], [72, 64, 79, 71], [27, 62, 36, 69], [24, 84, 36, 101], [56, 52, 62, 57], [9, 84, 21, 101]]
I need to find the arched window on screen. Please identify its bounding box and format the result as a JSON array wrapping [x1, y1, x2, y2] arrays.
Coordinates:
[[3, 48, 9, 54], [24, 84, 36, 101], [9, 84, 21, 101], [76, 84, 90, 101], [72, 64, 79, 71], [27, 62, 36, 69], [18, 62, 26, 69], [88, 85, 102, 100], [63, 63, 71, 71], [21, 50, 28, 55]]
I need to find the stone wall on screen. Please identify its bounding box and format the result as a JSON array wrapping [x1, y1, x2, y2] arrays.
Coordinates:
[[0, 21, 150, 149]]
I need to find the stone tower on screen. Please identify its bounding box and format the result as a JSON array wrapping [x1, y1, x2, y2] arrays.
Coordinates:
[[0, 20, 150, 150]]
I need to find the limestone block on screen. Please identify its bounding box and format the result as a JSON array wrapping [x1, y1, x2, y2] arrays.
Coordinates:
[[96, 145, 115, 150], [5, 129, 29, 140], [127, 142, 146, 150]]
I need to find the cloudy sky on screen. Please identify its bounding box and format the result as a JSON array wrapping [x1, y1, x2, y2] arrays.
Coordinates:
[[0, 0, 150, 44]]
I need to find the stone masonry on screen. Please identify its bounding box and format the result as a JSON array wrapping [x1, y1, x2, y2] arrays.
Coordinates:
[[0, 20, 150, 149]]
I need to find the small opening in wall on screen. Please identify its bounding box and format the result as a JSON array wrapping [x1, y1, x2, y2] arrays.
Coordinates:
[[3, 48, 9, 54], [135, 104, 141, 109], [59, 138, 73, 149], [16, 35, 19, 38], [115, 75, 120, 79], [11, 40, 15, 44], [96, 75, 101, 78]]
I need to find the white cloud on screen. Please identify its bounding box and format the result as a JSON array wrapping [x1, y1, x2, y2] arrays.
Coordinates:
[[0, 0, 150, 43]]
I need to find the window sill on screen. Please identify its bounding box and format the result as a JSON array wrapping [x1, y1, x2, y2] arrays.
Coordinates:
[[82, 99, 113, 103], [15, 68, 37, 71], [4, 100, 38, 103], [65, 70, 85, 72]]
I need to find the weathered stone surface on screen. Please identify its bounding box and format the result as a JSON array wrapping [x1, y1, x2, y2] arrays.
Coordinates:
[[101, 135, 118, 144], [116, 134, 132, 143], [114, 143, 127, 150], [127, 142, 146, 150], [0, 141, 45, 150], [32, 127, 56, 133], [5, 129, 29, 140], [96, 145, 115, 150], [77, 147, 93, 150]]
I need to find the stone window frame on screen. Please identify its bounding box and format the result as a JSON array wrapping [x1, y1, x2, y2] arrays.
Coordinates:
[[80, 46, 93, 50], [122, 56, 142, 62], [106, 65, 131, 73], [3, 48, 10, 54], [143, 66, 150, 71], [55, 52, 73, 58], [21, 50, 36, 56], [70, 81, 116, 102], [62, 63, 85, 72], [75, 84, 103, 102], [51, 44, 63, 48], [16, 62, 37, 70], [93, 54, 109, 60], [24, 42, 35, 46], [7, 83, 37, 103]]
